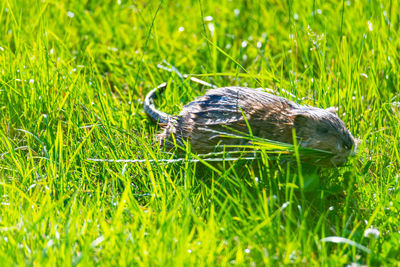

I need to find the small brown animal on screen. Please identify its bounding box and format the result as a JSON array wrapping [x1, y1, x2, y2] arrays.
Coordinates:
[[144, 83, 355, 167]]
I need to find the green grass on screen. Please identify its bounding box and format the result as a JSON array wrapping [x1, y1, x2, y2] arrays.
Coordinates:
[[0, 0, 399, 265]]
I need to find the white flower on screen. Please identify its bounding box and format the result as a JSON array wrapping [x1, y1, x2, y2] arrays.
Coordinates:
[[364, 228, 379, 239], [367, 21, 373, 31]]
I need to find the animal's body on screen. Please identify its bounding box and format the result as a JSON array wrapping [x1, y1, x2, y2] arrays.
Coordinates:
[[144, 83, 355, 167]]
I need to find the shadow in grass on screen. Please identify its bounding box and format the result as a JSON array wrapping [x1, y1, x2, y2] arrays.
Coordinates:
[[176, 150, 362, 263]]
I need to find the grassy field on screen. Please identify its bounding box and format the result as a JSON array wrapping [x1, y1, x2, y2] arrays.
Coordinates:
[[0, 0, 399, 265]]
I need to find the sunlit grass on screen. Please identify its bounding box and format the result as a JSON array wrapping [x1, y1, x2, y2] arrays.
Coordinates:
[[0, 0, 399, 265]]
